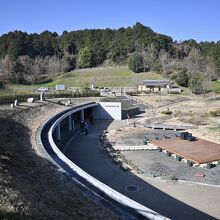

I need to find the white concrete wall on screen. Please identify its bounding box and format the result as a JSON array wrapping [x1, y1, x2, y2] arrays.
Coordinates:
[[46, 102, 168, 220], [93, 102, 121, 120]]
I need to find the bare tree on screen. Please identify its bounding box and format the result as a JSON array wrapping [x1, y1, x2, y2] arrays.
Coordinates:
[[205, 56, 217, 80], [0, 55, 14, 82], [47, 55, 62, 77], [158, 49, 172, 76], [142, 43, 158, 71], [17, 55, 33, 84], [30, 57, 45, 84], [184, 48, 204, 75]]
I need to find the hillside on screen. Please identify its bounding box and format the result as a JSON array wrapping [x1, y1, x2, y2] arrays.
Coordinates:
[[48, 66, 164, 88], [6, 66, 220, 95], [0, 101, 120, 219], [0, 22, 219, 94]]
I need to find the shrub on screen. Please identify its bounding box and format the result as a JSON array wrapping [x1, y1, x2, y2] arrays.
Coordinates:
[[143, 140, 148, 145], [0, 90, 100, 104], [0, 93, 39, 104], [174, 68, 190, 87], [176, 156, 182, 161], [189, 73, 204, 94], [128, 53, 143, 73], [37, 75, 53, 84], [210, 109, 220, 117], [166, 151, 171, 157], [171, 176, 178, 181], [161, 108, 172, 115], [207, 162, 212, 169], [126, 91, 139, 96], [187, 160, 193, 167]]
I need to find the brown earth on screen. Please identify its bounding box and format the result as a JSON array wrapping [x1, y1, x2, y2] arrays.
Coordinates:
[[0, 98, 120, 220], [133, 93, 220, 144]]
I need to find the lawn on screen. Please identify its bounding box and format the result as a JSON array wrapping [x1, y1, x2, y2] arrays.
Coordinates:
[[208, 126, 220, 131], [52, 66, 164, 88], [6, 66, 164, 90], [212, 81, 220, 93]]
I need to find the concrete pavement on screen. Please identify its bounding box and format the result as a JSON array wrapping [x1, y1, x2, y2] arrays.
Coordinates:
[[65, 120, 218, 220]]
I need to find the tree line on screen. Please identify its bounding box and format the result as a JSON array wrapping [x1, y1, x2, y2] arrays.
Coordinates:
[[0, 22, 220, 91], [128, 43, 217, 94]]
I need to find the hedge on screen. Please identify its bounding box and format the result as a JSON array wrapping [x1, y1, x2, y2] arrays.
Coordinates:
[[161, 110, 172, 115], [210, 109, 220, 117], [0, 91, 100, 105]]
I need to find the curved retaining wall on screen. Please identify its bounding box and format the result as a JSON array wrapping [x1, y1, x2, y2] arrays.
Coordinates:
[[45, 102, 168, 220]]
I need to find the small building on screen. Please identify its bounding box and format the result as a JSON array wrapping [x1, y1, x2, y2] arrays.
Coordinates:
[[138, 80, 181, 94], [167, 86, 182, 94]]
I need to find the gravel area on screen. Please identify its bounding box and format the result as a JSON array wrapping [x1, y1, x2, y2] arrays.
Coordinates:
[[122, 150, 220, 185], [108, 127, 220, 187], [115, 129, 179, 146]]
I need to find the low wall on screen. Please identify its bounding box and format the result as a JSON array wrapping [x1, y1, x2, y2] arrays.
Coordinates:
[[93, 102, 122, 120], [44, 102, 168, 220], [122, 107, 141, 119]]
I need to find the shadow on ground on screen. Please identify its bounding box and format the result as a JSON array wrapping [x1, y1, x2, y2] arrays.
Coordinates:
[[0, 118, 118, 220], [64, 120, 217, 220]]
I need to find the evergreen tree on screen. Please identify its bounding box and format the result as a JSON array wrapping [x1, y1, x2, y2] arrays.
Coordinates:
[[79, 47, 93, 68], [175, 68, 190, 87], [128, 53, 143, 73], [189, 73, 204, 94]]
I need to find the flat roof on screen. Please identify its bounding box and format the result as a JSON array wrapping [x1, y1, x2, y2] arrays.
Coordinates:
[[151, 138, 220, 164]]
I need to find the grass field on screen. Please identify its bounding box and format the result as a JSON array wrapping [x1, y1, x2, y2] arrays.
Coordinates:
[[54, 66, 164, 87], [211, 81, 220, 93], [4, 67, 220, 96], [8, 66, 164, 89]]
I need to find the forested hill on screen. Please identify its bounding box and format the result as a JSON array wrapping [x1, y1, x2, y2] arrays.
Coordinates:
[[0, 22, 173, 63], [0, 22, 220, 88]]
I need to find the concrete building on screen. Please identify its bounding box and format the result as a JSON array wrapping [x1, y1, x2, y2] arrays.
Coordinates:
[[53, 102, 122, 141]]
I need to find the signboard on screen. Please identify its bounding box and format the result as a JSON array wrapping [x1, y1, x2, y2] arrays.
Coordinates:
[[93, 102, 121, 120], [56, 84, 65, 91]]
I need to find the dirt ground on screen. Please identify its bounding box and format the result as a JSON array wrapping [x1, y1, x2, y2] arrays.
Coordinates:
[[106, 120, 220, 219], [1, 93, 219, 219], [0, 97, 120, 220], [133, 92, 220, 143]]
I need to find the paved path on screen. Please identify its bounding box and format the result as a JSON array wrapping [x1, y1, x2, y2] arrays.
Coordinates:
[[65, 120, 219, 220]]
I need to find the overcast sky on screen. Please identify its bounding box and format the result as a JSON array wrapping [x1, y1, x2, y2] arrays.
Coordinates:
[[0, 0, 219, 42]]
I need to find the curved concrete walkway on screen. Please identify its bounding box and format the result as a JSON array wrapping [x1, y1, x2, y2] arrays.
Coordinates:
[[65, 120, 219, 220]]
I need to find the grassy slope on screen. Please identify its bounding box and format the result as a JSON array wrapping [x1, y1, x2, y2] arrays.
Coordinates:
[[0, 108, 118, 220], [9, 66, 164, 89], [54, 67, 164, 87], [6, 67, 220, 96], [212, 81, 220, 93]]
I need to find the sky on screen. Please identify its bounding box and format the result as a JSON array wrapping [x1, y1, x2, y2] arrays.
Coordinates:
[[0, 0, 220, 42]]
